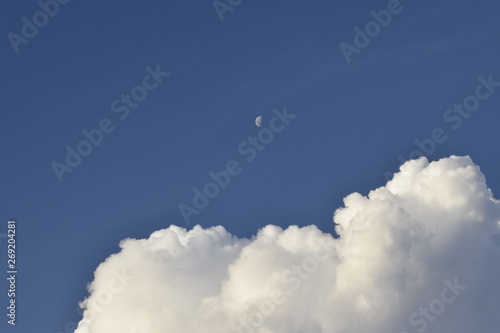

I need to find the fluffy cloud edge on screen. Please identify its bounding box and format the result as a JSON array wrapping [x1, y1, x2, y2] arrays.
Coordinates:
[[74, 156, 500, 333]]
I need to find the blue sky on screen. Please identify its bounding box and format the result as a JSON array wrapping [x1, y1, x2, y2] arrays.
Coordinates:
[[1, 0, 500, 332]]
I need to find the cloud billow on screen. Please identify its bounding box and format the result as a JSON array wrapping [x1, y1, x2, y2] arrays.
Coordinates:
[[75, 156, 500, 333]]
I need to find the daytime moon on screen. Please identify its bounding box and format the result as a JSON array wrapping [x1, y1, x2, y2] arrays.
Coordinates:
[[255, 116, 262, 127]]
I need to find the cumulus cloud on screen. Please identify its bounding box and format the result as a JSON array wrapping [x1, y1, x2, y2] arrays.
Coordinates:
[[74, 156, 500, 333]]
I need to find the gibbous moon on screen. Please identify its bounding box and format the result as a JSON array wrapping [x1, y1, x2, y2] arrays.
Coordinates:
[[255, 116, 262, 127]]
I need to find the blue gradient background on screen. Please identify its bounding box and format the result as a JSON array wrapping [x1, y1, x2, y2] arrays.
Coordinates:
[[1, 0, 500, 332]]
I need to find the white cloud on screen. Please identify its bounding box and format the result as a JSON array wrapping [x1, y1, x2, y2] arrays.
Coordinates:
[[75, 156, 500, 333]]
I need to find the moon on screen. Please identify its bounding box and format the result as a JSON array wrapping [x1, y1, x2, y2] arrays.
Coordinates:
[[255, 116, 262, 127]]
